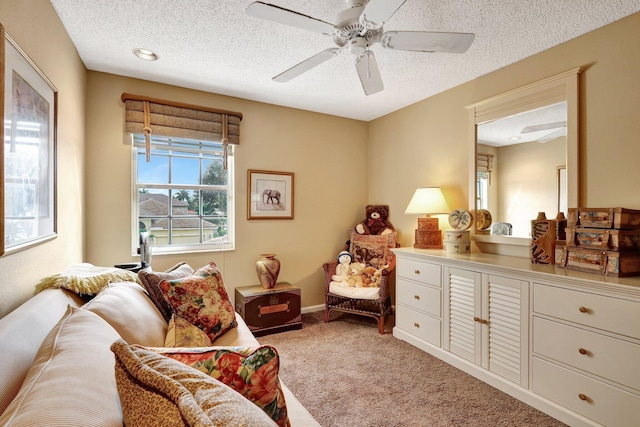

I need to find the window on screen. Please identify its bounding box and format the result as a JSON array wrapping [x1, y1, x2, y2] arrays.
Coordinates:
[[476, 172, 489, 210], [131, 134, 234, 254]]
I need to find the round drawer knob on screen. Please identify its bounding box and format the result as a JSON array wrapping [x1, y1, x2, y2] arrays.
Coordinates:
[[578, 306, 589, 313], [578, 393, 588, 401], [414, 295, 420, 300], [413, 322, 420, 328], [578, 348, 588, 355], [414, 270, 421, 275]]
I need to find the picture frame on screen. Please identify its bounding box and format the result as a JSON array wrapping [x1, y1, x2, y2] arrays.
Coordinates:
[[247, 169, 294, 220], [1, 25, 58, 255]]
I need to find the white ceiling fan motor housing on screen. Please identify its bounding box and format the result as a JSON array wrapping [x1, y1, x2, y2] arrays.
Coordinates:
[[348, 37, 368, 54]]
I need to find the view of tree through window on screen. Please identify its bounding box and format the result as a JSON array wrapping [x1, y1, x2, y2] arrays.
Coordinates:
[[133, 135, 234, 253]]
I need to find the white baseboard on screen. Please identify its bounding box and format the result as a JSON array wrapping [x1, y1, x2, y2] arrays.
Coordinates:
[[301, 304, 324, 314]]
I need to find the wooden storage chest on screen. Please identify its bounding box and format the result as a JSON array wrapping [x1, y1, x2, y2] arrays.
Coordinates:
[[567, 207, 640, 229], [234, 283, 302, 336], [566, 227, 640, 251], [558, 247, 640, 277]]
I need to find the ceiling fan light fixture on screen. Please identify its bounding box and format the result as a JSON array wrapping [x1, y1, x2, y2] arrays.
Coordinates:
[[133, 48, 159, 61]]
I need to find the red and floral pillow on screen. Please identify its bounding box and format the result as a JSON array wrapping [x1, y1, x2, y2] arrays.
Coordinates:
[[148, 345, 290, 427], [159, 262, 237, 343]]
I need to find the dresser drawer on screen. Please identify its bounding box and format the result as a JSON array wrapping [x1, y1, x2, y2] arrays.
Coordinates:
[[397, 278, 441, 317], [533, 283, 640, 339], [533, 317, 640, 391], [533, 357, 639, 427], [396, 305, 441, 346], [397, 259, 441, 287]]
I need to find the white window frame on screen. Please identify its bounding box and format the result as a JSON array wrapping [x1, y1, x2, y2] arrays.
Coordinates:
[[130, 134, 235, 256]]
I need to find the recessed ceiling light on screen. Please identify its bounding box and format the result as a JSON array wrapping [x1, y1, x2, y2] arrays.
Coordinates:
[[133, 48, 158, 61], [508, 136, 521, 141]]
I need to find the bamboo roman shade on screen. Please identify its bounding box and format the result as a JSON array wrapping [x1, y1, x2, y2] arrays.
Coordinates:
[[477, 152, 494, 174], [121, 93, 242, 164]]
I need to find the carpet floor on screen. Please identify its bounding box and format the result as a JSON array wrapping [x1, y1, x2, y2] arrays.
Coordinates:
[[258, 311, 567, 427]]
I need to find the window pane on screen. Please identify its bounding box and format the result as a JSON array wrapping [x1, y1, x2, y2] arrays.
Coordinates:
[[201, 190, 227, 216], [201, 160, 227, 185], [171, 156, 199, 185], [137, 153, 169, 184], [171, 189, 197, 216], [203, 217, 227, 242], [138, 189, 170, 217], [171, 218, 201, 245]]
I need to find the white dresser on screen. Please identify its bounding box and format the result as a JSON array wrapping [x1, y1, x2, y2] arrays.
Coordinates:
[[392, 247, 640, 427]]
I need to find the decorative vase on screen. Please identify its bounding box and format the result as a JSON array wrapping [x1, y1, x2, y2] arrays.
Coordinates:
[[256, 254, 280, 289], [531, 212, 556, 265]]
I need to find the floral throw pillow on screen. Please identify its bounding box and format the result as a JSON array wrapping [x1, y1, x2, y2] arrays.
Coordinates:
[[165, 314, 212, 348], [148, 345, 290, 427], [159, 262, 237, 343]]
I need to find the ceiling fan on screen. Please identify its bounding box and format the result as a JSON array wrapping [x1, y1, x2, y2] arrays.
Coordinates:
[[246, 0, 475, 95], [521, 121, 567, 143]]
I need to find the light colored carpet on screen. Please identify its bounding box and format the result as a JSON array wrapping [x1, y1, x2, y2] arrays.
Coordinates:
[[259, 312, 567, 427]]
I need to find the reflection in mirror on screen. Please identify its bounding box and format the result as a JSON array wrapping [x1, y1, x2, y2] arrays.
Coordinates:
[[476, 102, 567, 238], [466, 68, 581, 255]]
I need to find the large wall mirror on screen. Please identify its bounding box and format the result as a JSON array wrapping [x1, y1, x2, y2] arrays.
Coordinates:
[[466, 68, 581, 256]]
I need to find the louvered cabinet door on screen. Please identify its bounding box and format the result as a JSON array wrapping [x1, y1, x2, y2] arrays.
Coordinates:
[[445, 267, 482, 364], [483, 274, 529, 387]]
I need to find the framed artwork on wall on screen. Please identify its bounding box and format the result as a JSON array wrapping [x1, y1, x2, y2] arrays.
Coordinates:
[[1, 24, 58, 255], [247, 169, 294, 220]]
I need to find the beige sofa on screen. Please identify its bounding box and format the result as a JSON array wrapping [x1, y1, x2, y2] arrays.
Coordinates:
[[0, 282, 320, 426]]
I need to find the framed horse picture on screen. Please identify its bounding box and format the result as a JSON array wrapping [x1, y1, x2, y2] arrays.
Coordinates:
[[247, 169, 294, 220]]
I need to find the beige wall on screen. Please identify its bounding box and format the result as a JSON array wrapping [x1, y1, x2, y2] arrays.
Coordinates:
[[498, 138, 566, 237], [0, 0, 86, 316], [1, 2, 639, 317], [84, 72, 368, 309], [369, 12, 640, 249]]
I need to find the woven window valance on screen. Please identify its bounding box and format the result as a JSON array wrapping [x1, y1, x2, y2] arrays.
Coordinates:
[[121, 93, 242, 165]]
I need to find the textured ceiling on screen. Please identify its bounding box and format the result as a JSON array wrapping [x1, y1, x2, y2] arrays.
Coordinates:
[[49, 0, 640, 121]]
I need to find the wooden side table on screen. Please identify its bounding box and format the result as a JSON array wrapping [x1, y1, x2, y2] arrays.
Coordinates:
[[234, 282, 302, 336]]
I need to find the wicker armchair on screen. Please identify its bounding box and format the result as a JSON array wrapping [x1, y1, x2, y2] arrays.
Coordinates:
[[322, 232, 397, 334]]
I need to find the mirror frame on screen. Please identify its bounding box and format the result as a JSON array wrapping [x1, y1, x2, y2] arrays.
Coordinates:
[[466, 68, 582, 256]]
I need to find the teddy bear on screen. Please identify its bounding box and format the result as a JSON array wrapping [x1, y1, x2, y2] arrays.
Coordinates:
[[345, 262, 366, 287], [355, 205, 395, 235], [360, 266, 378, 287]]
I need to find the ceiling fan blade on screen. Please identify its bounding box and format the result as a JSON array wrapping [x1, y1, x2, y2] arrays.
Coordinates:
[[273, 48, 340, 82], [382, 31, 475, 53], [521, 121, 567, 134], [355, 51, 384, 96], [246, 1, 336, 35], [537, 128, 567, 143], [360, 0, 407, 28]]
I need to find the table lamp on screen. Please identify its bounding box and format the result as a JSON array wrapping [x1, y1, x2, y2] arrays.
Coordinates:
[[404, 187, 450, 249]]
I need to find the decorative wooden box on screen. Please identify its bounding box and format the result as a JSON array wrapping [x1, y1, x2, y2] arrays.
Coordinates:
[[557, 247, 640, 277], [566, 227, 640, 251], [234, 283, 302, 336], [568, 207, 640, 229]]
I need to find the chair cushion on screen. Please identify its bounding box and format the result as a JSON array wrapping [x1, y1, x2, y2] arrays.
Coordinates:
[[0, 306, 123, 427], [147, 345, 290, 427], [138, 262, 195, 322], [111, 340, 277, 427], [83, 281, 167, 347], [159, 262, 237, 343], [329, 282, 381, 300]]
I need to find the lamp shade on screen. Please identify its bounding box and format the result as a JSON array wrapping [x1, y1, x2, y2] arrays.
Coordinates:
[[404, 187, 450, 215]]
